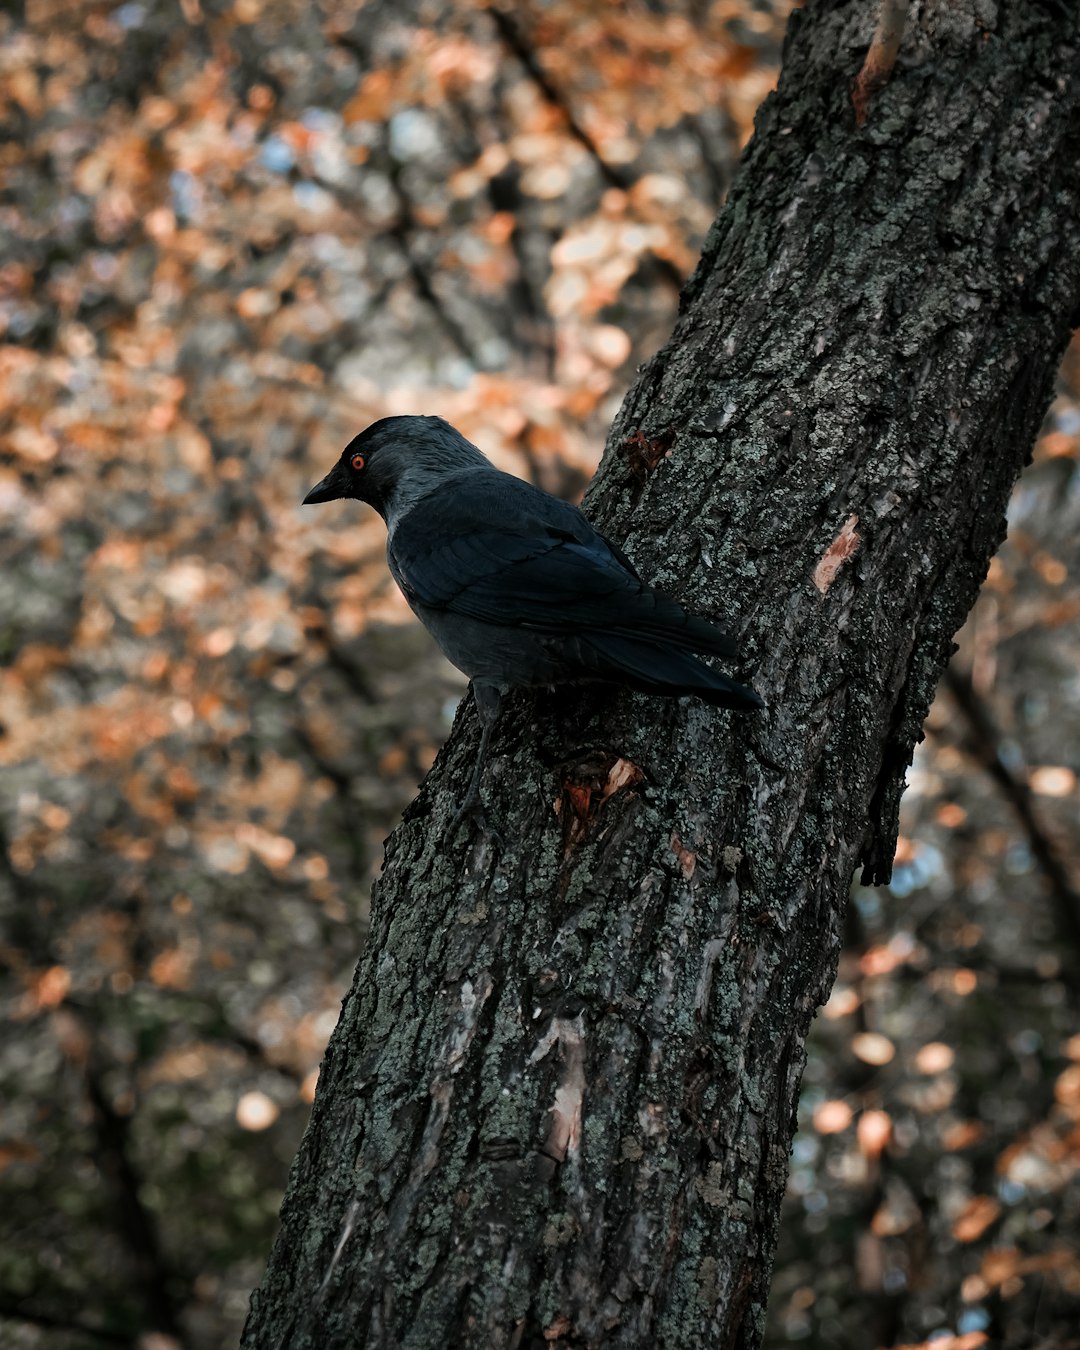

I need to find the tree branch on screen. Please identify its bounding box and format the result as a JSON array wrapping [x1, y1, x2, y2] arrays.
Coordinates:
[[944, 666, 1080, 963], [84, 1056, 186, 1343], [488, 5, 685, 292]]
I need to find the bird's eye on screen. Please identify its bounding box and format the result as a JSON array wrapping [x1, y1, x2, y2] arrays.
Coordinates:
[[351, 453, 365, 471]]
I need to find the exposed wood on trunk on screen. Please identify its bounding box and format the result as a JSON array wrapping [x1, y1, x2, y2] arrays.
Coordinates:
[[852, 0, 908, 126]]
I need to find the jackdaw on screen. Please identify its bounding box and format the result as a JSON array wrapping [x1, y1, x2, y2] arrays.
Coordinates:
[[303, 415, 762, 823]]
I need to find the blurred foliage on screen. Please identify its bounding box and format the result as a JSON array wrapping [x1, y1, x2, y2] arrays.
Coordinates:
[[0, 1, 1077, 1348]]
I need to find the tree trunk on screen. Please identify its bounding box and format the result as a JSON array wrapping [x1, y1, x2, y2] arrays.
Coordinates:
[[243, 3, 1080, 1346]]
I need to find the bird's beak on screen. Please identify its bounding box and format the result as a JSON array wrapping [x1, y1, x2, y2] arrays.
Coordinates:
[[302, 463, 349, 505]]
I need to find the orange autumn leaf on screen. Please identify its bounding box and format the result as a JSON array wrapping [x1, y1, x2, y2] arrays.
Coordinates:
[[952, 1196, 1001, 1243]]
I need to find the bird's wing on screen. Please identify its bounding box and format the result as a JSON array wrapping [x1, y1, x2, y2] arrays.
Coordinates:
[[388, 471, 739, 658]]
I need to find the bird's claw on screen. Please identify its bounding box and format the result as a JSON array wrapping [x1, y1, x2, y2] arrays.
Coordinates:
[[451, 790, 504, 846]]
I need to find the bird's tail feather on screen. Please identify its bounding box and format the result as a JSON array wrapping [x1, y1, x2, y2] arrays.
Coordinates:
[[579, 634, 764, 710]]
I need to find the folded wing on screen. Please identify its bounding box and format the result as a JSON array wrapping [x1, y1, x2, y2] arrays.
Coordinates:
[[388, 470, 742, 660]]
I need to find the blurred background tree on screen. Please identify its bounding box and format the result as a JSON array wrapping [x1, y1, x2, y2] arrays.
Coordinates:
[[0, 1, 1077, 1347]]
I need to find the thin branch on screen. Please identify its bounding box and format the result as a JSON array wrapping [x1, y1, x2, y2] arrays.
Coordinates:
[[291, 718, 371, 883], [385, 168, 486, 370], [84, 1058, 187, 1343], [303, 155, 488, 370], [319, 637, 378, 705], [945, 667, 1080, 962], [0, 815, 55, 965], [488, 5, 630, 193], [488, 5, 684, 292], [686, 111, 732, 208]]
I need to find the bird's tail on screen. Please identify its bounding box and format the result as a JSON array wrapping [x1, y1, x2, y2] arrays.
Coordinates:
[[578, 634, 764, 710]]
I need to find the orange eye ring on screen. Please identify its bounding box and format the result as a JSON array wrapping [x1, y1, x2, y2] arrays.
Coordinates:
[[351, 453, 365, 471]]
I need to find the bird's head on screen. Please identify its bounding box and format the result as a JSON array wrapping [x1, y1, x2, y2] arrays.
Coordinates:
[[302, 414, 489, 524]]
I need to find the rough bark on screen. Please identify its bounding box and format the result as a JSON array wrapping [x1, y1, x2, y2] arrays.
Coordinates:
[[243, 2, 1080, 1347]]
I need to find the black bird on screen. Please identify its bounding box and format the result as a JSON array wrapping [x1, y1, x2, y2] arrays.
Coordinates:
[[303, 415, 762, 824]]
